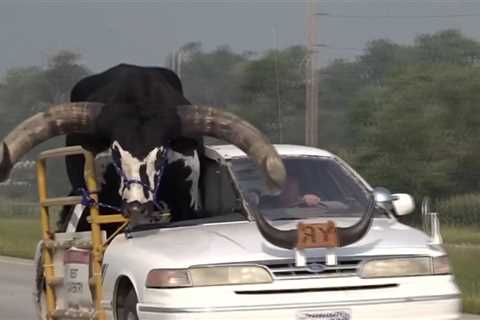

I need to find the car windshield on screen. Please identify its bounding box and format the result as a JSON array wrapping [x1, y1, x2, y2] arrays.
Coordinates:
[[230, 156, 375, 220]]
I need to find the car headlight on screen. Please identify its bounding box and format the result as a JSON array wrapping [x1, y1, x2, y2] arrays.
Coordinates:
[[432, 255, 452, 275], [358, 256, 451, 278], [146, 265, 272, 288], [146, 269, 191, 288]]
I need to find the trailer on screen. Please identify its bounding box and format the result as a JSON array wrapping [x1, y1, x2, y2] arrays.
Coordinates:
[[34, 146, 127, 320]]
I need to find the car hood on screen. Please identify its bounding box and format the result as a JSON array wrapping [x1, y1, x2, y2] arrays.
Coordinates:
[[112, 217, 438, 268]]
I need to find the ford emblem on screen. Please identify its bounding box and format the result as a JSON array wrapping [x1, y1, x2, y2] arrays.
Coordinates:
[[306, 262, 325, 272]]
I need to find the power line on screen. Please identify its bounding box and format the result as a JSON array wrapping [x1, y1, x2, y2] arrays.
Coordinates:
[[316, 12, 480, 19]]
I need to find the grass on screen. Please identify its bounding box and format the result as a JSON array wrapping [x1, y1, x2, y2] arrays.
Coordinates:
[[0, 203, 60, 258], [437, 193, 480, 227], [445, 245, 480, 314], [0, 217, 41, 258], [0, 200, 38, 218], [443, 226, 480, 245]]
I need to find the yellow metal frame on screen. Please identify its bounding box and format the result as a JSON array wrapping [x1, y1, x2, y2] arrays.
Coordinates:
[[37, 146, 127, 320]]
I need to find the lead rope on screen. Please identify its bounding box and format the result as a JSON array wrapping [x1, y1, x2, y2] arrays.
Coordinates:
[[77, 187, 123, 212]]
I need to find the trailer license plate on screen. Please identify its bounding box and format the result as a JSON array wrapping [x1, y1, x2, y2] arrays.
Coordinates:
[[296, 309, 351, 320]]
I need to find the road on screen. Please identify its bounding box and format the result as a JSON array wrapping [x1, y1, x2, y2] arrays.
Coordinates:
[[0, 256, 478, 320], [0, 256, 36, 320]]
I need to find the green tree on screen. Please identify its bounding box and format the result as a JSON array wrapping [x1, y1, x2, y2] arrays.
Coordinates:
[[238, 46, 307, 143], [0, 50, 90, 135], [179, 44, 308, 144], [0, 50, 90, 196], [180, 43, 248, 107], [358, 39, 414, 84], [414, 29, 480, 65], [337, 29, 480, 198], [43, 50, 91, 104], [347, 64, 480, 198], [0, 66, 49, 137], [317, 59, 365, 148]]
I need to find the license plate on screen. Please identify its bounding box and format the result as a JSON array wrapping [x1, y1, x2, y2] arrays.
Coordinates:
[[296, 309, 351, 320], [297, 221, 338, 248]]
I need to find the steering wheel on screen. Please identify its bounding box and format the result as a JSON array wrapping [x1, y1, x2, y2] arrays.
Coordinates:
[[245, 189, 261, 207], [287, 197, 329, 209]]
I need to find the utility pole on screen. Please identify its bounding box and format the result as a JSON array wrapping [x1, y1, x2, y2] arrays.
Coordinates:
[[273, 27, 283, 143], [175, 50, 184, 79], [169, 49, 184, 79], [305, 0, 319, 146]]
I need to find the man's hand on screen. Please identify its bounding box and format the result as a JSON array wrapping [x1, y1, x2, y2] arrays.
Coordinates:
[[302, 194, 321, 207]]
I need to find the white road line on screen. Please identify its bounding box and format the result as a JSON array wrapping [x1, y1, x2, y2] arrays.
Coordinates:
[[0, 256, 33, 266]]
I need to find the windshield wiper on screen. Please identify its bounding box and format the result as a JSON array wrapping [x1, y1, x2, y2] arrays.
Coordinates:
[[270, 217, 303, 221]]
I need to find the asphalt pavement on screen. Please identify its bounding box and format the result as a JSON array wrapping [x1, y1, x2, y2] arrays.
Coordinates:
[[0, 256, 36, 320], [0, 256, 478, 320]]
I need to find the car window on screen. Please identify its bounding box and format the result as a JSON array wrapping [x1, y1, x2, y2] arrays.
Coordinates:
[[201, 158, 242, 217], [230, 156, 376, 219]]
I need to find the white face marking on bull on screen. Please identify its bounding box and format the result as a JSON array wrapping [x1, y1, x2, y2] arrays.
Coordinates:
[[111, 141, 164, 204], [95, 151, 113, 187], [167, 149, 200, 210]]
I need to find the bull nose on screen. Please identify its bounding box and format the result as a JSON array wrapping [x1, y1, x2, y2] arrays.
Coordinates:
[[124, 201, 147, 216]]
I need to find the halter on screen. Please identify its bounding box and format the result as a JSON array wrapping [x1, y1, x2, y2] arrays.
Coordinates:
[[79, 148, 170, 212]]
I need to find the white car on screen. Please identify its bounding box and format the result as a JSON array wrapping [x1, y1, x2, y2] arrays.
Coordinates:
[[42, 144, 462, 320]]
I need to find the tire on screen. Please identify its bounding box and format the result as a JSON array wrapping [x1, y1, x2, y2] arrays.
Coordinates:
[[33, 241, 48, 320], [122, 289, 139, 320]]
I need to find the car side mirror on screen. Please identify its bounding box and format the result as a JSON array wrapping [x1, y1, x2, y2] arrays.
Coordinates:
[[391, 193, 415, 216], [373, 187, 415, 216], [373, 187, 394, 203]]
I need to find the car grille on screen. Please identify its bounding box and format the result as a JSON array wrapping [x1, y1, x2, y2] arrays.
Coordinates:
[[264, 257, 363, 280]]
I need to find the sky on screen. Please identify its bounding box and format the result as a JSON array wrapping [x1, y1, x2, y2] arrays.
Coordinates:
[[1, 1, 480, 75]]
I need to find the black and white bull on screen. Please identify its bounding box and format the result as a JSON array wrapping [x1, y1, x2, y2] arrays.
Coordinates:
[[62, 64, 204, 230], [0, 63, 374, 250]]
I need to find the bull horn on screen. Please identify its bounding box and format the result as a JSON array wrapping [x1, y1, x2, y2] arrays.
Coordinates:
[[249, 199, 376, 249], [177, 105, 286, 192], [248, 203, 297, 249], [0, 102, 103, 181], [177, 105, 375, 249]]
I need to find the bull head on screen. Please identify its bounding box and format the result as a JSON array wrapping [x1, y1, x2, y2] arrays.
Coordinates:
[[0, 102, 373, 249], [110, 141, 168, 216]]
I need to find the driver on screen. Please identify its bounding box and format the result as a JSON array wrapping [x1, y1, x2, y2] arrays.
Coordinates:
[[260, 174, 321, 208]]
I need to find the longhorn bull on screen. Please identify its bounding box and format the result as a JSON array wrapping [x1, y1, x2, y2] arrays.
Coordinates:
[[0, 63, 373, 249]]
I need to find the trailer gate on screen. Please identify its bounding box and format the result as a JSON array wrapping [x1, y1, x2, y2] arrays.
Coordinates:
[[37, 146, 127, 320]]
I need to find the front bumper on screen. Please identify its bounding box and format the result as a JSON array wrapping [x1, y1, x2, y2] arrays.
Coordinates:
[[137, 274, 461, 320], [137, 294, 461, 319]]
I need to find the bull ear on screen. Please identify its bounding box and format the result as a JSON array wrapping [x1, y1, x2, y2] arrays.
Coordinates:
[[111, 141, 122, 165], [0, 143, 12, 182], [145, 145, 161, 160], [112, 141, 121, 153], [0, 102, 104, 182]]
